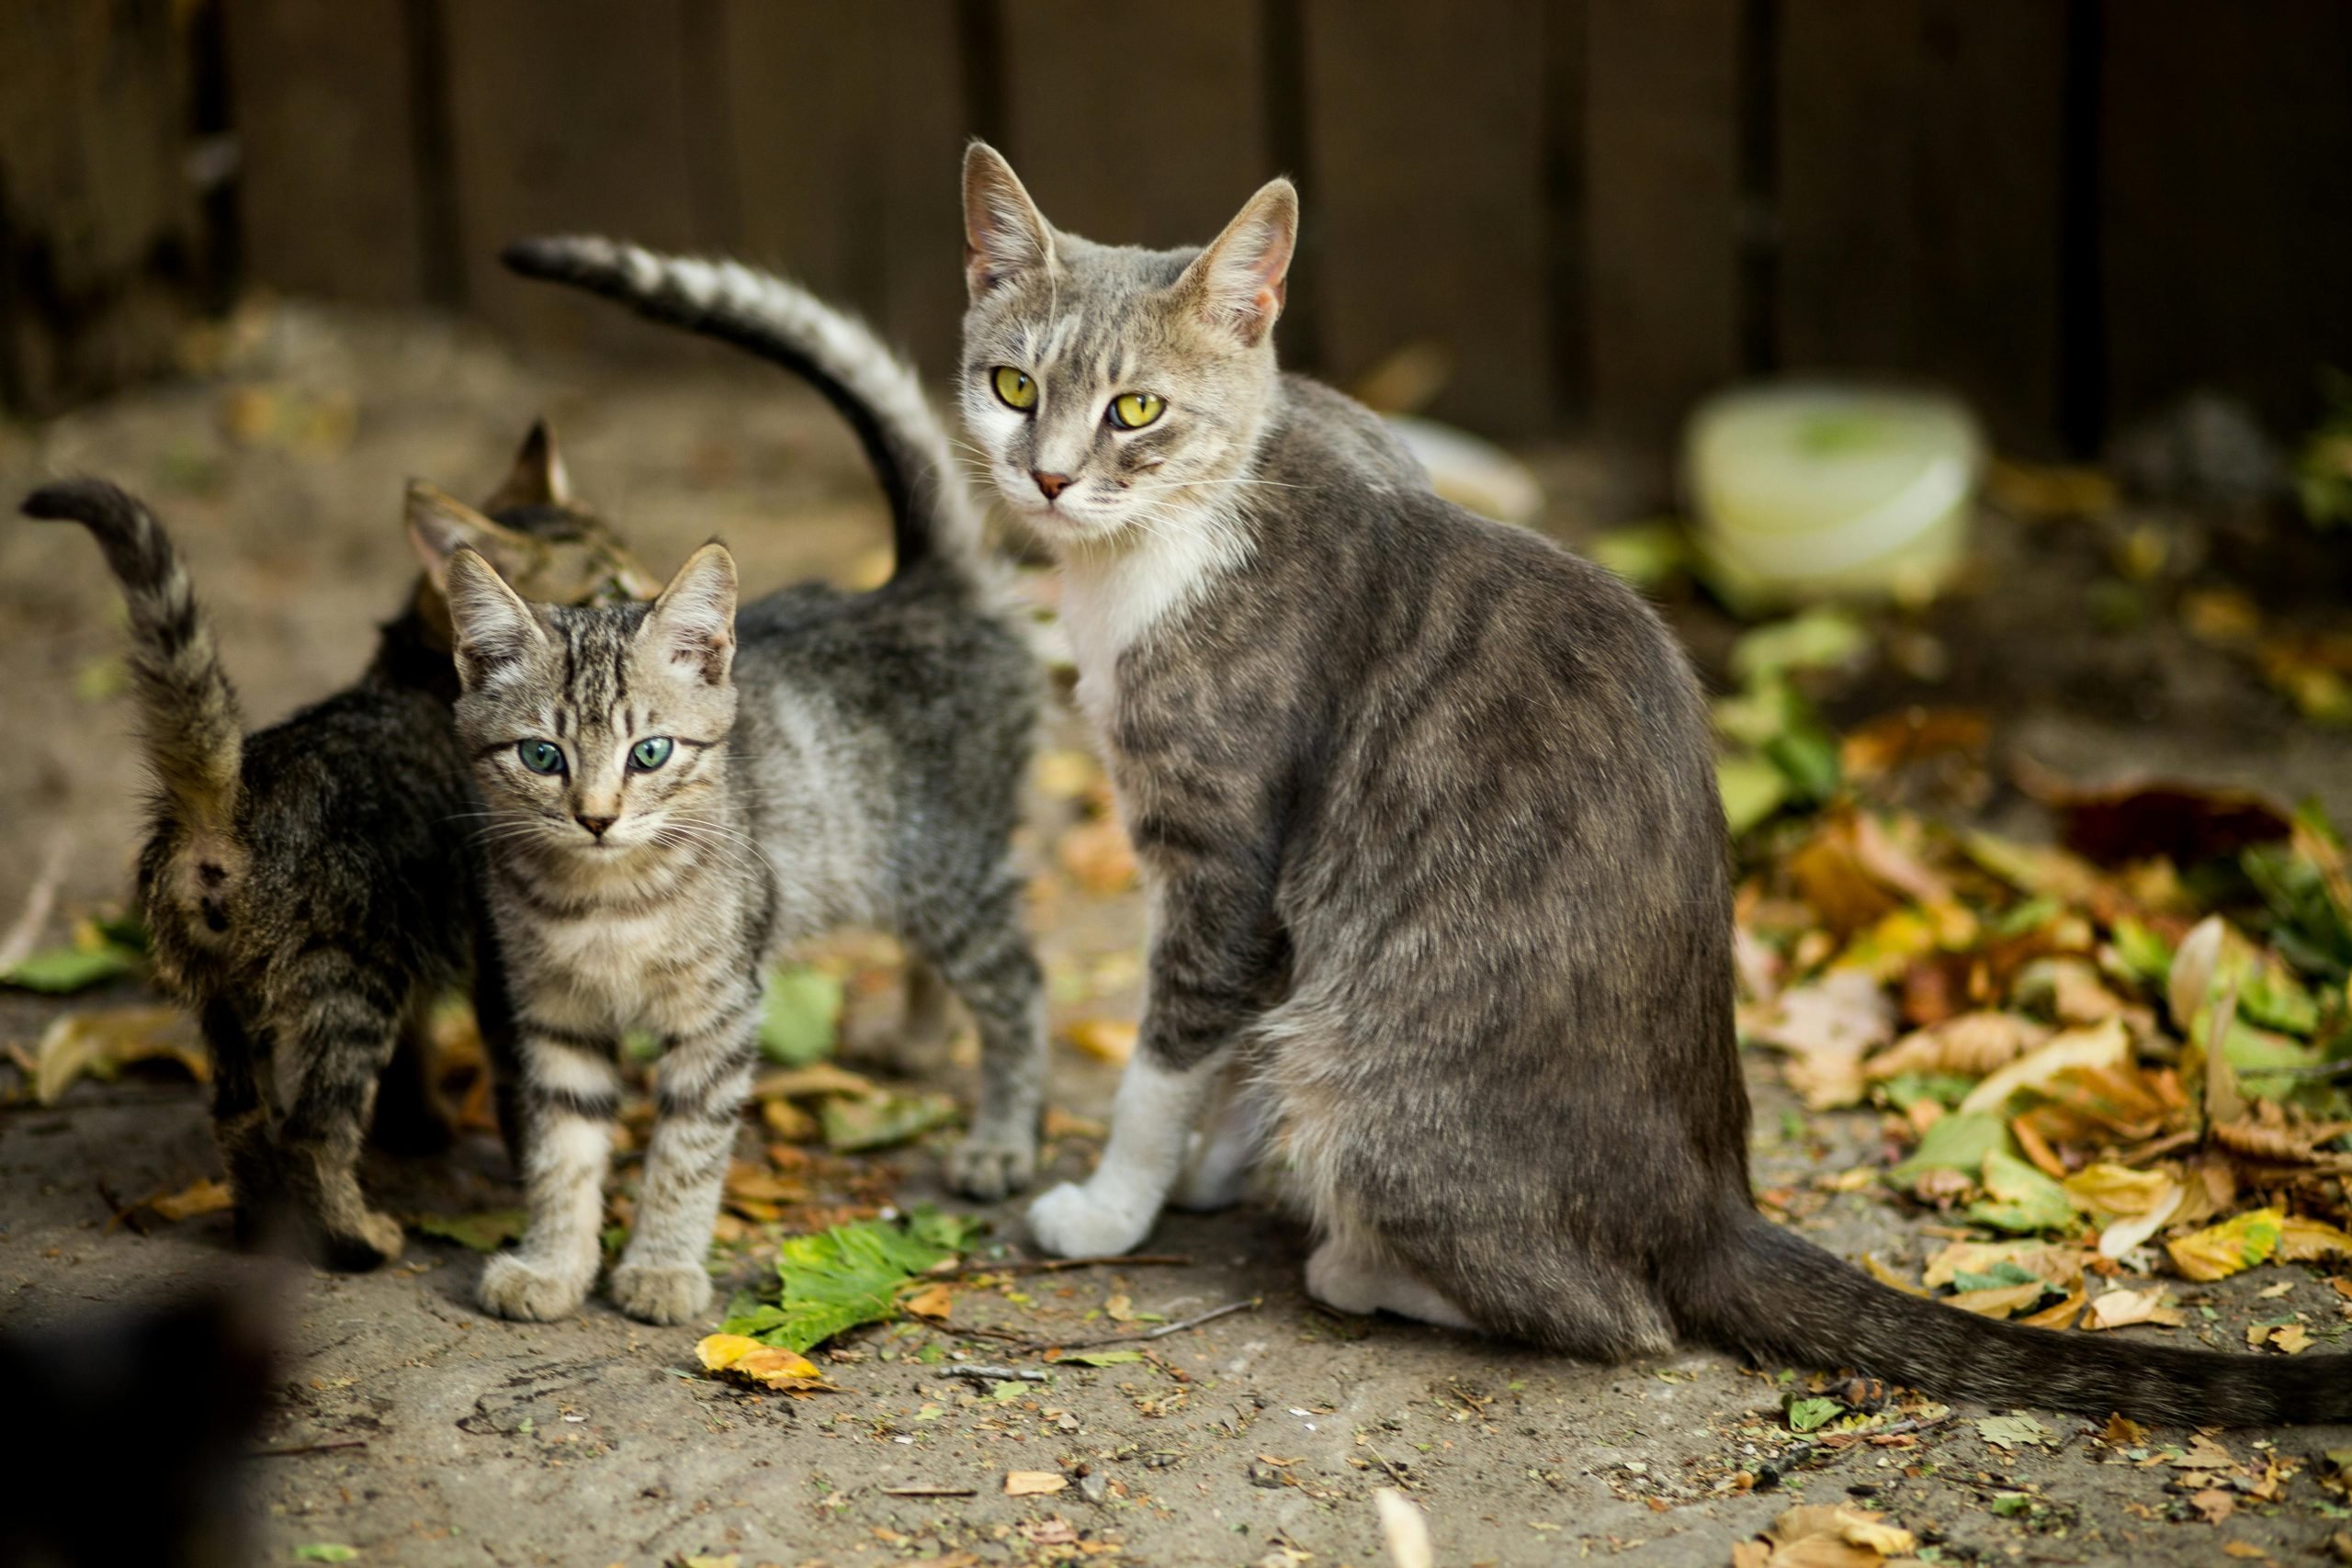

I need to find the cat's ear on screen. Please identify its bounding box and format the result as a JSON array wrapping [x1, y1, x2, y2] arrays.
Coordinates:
[[1176, 178, 1297, 346], [962, 141, 1056, 299], [646, 541, 738, 687], [441, 546, 546, 691], [406, 480, 536, 589], [481, 418, 571, 513]]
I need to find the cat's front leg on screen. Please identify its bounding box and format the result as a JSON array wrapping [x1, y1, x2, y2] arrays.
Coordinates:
[[611, 984, 761, 1325], [480, 1027, 621, 1321]]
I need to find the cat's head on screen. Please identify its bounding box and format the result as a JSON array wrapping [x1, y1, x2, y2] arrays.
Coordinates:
[[405, 419, 662, 650], [434, 541, 741, 856], [958, 141, 1297, 548]]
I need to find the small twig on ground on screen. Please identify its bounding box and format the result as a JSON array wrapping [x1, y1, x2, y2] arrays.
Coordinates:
[[943, 1253, 1193, 1278], [94, 1179, 150, 1236], [881, 1483, 977, 1497], [252, 1438, 369, 1458], [1045, 1297, 1261, 1351], [943, 1364, 1050, 1383]]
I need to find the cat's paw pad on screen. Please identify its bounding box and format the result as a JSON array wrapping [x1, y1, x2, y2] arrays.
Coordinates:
[[320, 1208, 408, 1272], [479, 1254, 589, 1322], [945, 1131, 1038, 1203], [610, 1260, 713, 1325], [1026, 1181, 1152, 1258]]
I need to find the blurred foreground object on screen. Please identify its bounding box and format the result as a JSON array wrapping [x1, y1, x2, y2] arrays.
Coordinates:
[[1383, 414, 1544, 525], [0, 1283, 277, 1567], [1687, 384, 1983, 615]]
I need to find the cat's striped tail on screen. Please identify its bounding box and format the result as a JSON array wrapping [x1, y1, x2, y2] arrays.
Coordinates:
[[500, 236, 981, 581], [24, 479, 245, 880]]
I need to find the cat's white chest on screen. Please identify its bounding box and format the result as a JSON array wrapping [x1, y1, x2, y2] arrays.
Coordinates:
[[1057, 506, 1250, 736]]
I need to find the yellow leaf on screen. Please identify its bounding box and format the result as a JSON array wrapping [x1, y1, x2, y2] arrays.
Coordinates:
[[697, 1334, 763, 1371], [902, 1282, 954, 1321], [2085, 1286, 2187, 1330], [1064, 1018, 1137, 1065], [2018, 1290, 2086, 1331], [1922, 1240, 2086, 1291], [1034, 750, 1102, 802], [2064, 1163, 2178, 1219], [1945, 1281, 2050, 1318], [750, 1063, 875, 1102], [35, 1006, 207, 1104], [1766, 1503, 1917, 1556], [149, 1177, 233, 1222], [2280, 1215, 2352, 1266], [1861, 1254, 1928, 1296], [1004, 1471, 1067, 1496], [760, 1098, 819, 1143], [1058, 818, 1138, 895], [1103, 1292, 1136, 1323], [1866, 1011, 2048, 1081], [2166, 1207, 2286, 1282], [2099, 1413, 2149, 1447], [1958, 1019, 2132, 1116]]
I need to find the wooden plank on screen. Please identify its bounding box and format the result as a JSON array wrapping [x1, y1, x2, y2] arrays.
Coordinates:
[[1775, 0, 2067, 454], [1584, 0, 1743, 456], [720, 1, 970, 378], [2101, 0, 2352, 441], [998, 1, 1270, 250], [1303, 0, 1552, 437], [0, 0, 201, 415], [223, 0, 429, 304], [439, 0, 716, 354]]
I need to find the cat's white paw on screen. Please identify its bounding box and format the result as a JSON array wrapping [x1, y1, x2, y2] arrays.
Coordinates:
[[610, 1260, 713, 1325], [946, 1128, 1038, 1203], [479, 1253, 590, 1322], [1026, 1180, 1154, 1258]]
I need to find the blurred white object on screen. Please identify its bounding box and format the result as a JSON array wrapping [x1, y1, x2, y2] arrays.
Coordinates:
[[1686, 383, 1983, 612], [1385, 413, 1545, 525]]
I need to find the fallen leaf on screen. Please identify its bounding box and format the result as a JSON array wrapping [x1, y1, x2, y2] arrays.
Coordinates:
[[696, 1334, 831, 1390], [413, 1210, 527, 1252], [2030, 778, 2293, 869], [1064, 1018, 1137, 1065], [294, 1548, 358, 1564], [1958, 1018, 2132, 1116], [2018, 1290, 2086, 1330], [820, 1089, 958, 1153], [760, 1098, 819, 1143], [902, 1282, 954, 1321], [2084, 1286, 2187, 1330], [2188, 1489, 2237, 1525], [1945, 1281, 2052, 1318], [1059, 818, 1138, 894], [1839, 707, 1989, 782], [2176, 1433, 2238, 1470], [749, 1062, 875, 1101], [1923, 1240, 2087, 1292], [2281, 1216, 2352, 1266], [1034, 749, 1103, 801], [1748, 970, 1895, 1110], [2100, 1413, 2149, 1447], [2, 942, 140, 994], [1375, 1489, 1435, 1568], [35, 1006, 207, 1104], [1969, 1149, 2078, 1235], [718, 1207, 977, 1353], [1757, 1501, 1917, 1559], [1975, 1413, 2057, 1450], [1890, 1111, 2015, 1186], [1861, 1253, 1928, 1296], [1867, 1011, 2048, 1081], [1004, 1471, 1068, 1496], [2167, 1207, 2286, 1282], [148, 1177, 233, 1222], [757, 964, 843, 1068]]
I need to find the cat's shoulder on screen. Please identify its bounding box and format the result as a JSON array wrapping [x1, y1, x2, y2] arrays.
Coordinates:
[[1269, 375, 1430, 497]]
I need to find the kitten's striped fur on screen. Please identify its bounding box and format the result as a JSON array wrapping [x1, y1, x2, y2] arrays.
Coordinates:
[[24, 428, 653, 1268], [447, 249, 1046, 1324]]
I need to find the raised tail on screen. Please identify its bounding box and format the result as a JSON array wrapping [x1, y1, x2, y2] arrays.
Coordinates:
[[1681, 1208, 2350, 1426], [26, 481, 244, 847], [500, 236, 980, 580]]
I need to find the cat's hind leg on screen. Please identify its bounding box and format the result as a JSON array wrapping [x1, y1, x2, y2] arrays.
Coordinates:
[[198, 998, 280, 1251], [1305, 1233, 1476, 1330], [609, 979, 762, 1325], [271, 957, 410, 1269], [918, 875, 1046, 1202], [1170, 1057, 1271, 1212]]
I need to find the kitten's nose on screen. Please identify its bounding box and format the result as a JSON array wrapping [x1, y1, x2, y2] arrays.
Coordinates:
[[575, 814, 616, 840], [1032, 470, 1073, 501]]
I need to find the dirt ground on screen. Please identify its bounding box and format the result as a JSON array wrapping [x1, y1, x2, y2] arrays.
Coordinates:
[[4, 303, 2351, 1567]]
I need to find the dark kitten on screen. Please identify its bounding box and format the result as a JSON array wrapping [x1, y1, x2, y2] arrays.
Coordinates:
[[960, 141, 2351, 1426], [23, 428, 656, 1269]]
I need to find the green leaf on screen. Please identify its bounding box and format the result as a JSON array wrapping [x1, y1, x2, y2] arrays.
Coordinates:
[[1889, 1111, 2014, 1184], [1717, 754, 1792, 839], [1785, 1395, 1843, 1433], [760, 964, 845, 1066], [1968, 1149, 2077, 1235], [1730, 609, 1870, 685], [294, 1548, 358, 1563], [1763, 728, 1842, 806], [720, 1207, 970, 1354], [1588, 522, 1690, 589], [1879, 1071, 1975, 1113], [820, 1089, 958, 1153], [1059, 1348, 1145, 1367], [1951, 1261, 2042, 1293], [413, 1210, 527, 1252], [2, 943, 139, 993], [2109, 917, 2173, 991]]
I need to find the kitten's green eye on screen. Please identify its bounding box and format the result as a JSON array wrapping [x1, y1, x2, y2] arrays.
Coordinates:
[[1108, 392, 1164, 430], [516, 739, 565, 775], [992, 367, 1037, 411], [629, 736, 674, 772]]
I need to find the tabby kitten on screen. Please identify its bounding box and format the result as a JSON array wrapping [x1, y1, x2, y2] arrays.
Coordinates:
[[960, 142, 2351, 1424], [435, 247, 1046, 1325], [24, 426, 654, 1269]]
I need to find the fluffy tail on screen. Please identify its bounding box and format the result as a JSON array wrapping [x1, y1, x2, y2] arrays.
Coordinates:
[[500, 236, 980, 580], [26, 480, 244, 852], [1683, 1208, 2350, 1425]]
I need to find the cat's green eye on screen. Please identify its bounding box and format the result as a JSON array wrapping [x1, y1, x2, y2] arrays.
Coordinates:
[[1108, 392, 1165, 430], [992, 367, 1037, 411], [516, 739, 565, 775], [629, 736, 674, 772]]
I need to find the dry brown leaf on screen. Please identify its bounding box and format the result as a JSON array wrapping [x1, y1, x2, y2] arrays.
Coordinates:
[[2099, 1413, 2150, 1447], [1058, 818, 1138, 895], [902, 1282, 954, 1321], [1958, 1018, 2132, 1116], [1922, 1240, 2087, 1292], [1944, 1281, 2050, 1318], [760, 1098, 819, 1143], [2018, 1290, 2087, 1331], [2281, 1217, 2352, 1266], [1747, 970, 1895, 1110], [2012, 955, 2132, 1026], [2188, 1489, 2237, 1525], [35, 1007, 207, 1104], [1759, 1504, 1917, 1562], [1838, 707, 1989, 782], [751, 1063, 876, 1102], [2212, 1100, 2352, 1168], [696, 1334, 831, 1391], [1033, 749, 1102, 802], [1866, 1011, 2048, 1081], [1004, 1471, 1068, 1496], [1861, 1254, 1928, 1296], [148, 1177, 233, 1222], [2084, 1286, 2187, 1330], [1064, 1018, 1137, 1065], [2176, 1433, 2238, 1471]]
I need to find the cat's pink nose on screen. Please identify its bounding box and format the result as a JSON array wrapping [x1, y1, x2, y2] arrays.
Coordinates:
[[1032, 470, 1072, 501], [575, 814, 616, 839]]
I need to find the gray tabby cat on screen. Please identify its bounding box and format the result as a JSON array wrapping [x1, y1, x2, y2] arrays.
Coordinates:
[[23, 429, 652, 1269], [432, 245, 1046, 1325], [959, 141, 2351, 1424]]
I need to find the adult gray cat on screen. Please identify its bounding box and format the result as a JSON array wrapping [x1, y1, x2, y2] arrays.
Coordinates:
[[431, 251, 1046, 1324], [959, 141, 2349, 1424]]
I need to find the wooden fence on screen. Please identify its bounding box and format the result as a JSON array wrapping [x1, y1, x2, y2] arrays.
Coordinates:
[[6, 1, 2351, 466]]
